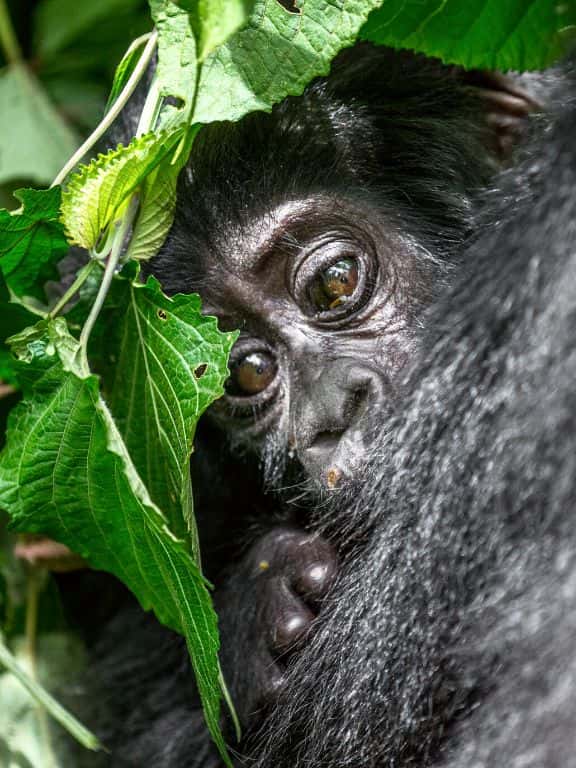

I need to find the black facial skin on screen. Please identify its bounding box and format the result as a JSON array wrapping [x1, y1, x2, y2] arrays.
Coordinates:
[[196, 196, 419, 488], [56, 45, 551, 768]]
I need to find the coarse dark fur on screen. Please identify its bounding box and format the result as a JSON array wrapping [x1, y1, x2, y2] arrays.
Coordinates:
[[240, 60, 576, 768], [60, 45, 562, 767]]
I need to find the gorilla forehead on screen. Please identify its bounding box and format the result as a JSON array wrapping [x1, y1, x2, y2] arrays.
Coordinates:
[[186, 195, 392, 278]]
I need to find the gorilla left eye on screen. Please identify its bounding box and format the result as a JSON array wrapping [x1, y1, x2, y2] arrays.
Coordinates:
[[309, 258, 359, 311], [225, 351, 277, 397]]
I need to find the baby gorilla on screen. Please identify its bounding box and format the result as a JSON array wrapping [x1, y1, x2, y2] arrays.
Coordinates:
[[71, 44, 540, 767]]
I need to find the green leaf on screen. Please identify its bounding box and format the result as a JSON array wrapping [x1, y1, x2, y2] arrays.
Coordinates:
[[149, 0, 198, 126], [0, 634, 100, 760], [192, 0, 385, 124], [0, 188, 68, 302], [0, 298, 36, 386], [61, 131, 183, 249], [125, 160, 180, 261], [177, 0, 256, 62], [125, 126, 199, 262], [0, 313, 35, 386], [0, 65, 78, 186], [0, 316, 232, 764], [360, 0, 576, 71], [103, 274, 236, 543], [105, 35, 151, 114]]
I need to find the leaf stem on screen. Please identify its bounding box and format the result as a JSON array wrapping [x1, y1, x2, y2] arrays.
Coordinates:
[[25, 566, 39, 670], [51, 29, 158, 188], [136, 72, 162, 136], [48, 259, 100, 319], [0, 0, 22, 65], [79, 196, 139, 362], [0, 636, 101, 750]]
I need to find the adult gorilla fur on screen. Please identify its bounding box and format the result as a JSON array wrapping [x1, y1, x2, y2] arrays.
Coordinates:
[[62, 48, 575, 768], [246, 61, 576, 768]]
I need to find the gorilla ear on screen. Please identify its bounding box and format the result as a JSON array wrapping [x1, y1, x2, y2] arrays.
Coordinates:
[[464, 70, 543, 161]]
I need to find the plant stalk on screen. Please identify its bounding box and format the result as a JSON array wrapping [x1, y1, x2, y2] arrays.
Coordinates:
[[51, 29, 158, 188], [78, 196, 139, 363], [0, 0, 22, 65], [25, 566, 39, 670], [0, 637, 101, 750], [48, 259, 100, 319]]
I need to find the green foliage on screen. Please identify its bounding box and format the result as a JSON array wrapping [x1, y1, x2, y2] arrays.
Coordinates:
[[105, 33, 152, 113], [0, 634, 100, 764], [361, 0, 576, 71], [34, 0, 145, 59], [149, 0, 198, 126], [184, 0, 256, 62], [0, 305, 233, 759], [124, 146, 185, 261], [103, 275, 237, 543], [0, 64, 78, 186], [61, 132, 184, 250], [0, 188, 68, 301], [191, 0, 385, 124], [33, 0, 150, 131], [0, 278, 36, 385]]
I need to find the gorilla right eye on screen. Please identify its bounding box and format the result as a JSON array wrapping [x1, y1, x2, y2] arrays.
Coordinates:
[[225, 351, 278, 397]]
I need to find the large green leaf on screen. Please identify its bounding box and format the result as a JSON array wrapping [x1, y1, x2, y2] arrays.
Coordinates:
[[360, 0, 576, 71], [0, 316, 232, 764], [0, 65, 78, 186], [192, 0, 385, 124], [104, 275, 236, 544], [0, 188, 68, 302]]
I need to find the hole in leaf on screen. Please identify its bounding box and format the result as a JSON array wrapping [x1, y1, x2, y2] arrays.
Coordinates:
[[194, 363, 208, 379], [164, 95, 185, 110], [157, 309, 168, 320], [276, 0, 300, 13]]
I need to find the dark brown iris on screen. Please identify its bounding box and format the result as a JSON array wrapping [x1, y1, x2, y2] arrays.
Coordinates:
[[225, 351, 277, 396], [310, 258, 359, 311]]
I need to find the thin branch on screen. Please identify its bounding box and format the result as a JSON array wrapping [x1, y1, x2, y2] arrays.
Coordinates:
[[0, 0, 22, 65], [51, 29, 158, 188]]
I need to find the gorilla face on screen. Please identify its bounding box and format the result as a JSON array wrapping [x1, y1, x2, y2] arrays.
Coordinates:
[[188, 194, 429, 489], [150, 45, 536, 492]]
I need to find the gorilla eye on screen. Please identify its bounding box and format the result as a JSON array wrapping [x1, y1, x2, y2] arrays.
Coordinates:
[[225, 351, 277, 397], [309, 258, 359, 311]]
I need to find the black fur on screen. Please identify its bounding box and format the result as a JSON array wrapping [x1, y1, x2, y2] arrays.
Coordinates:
[[243, 62, 576, 768]]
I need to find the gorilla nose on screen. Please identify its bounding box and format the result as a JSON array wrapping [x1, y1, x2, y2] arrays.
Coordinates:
[[295, 363, 387, 489]]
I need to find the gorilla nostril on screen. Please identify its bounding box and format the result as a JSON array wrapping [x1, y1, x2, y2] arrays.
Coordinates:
[[310, 430, 345, 453], [348, 383, 370, 419]]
